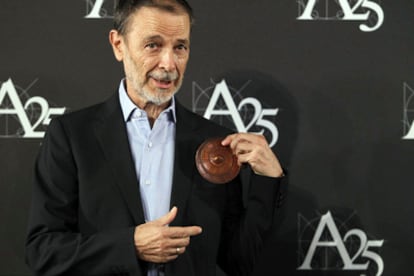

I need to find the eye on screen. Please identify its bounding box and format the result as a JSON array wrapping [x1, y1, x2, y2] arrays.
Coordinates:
[[145, 42, 159, 49], [175, 44, 188, 51]]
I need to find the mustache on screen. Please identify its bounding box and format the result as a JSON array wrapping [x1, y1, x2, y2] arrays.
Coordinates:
[[148, 70, 178, 82]]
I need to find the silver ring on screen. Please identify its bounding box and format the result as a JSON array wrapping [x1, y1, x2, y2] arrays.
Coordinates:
[[176, 247, 180, 253]]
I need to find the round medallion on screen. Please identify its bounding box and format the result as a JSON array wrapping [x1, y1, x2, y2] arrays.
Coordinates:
[[195, 137, 240, 184]]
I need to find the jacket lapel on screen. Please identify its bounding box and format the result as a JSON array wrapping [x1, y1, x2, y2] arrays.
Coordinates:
[[92, 96, 200, 227], [169, 102, 201, 227], [93, 94, 145, 225]]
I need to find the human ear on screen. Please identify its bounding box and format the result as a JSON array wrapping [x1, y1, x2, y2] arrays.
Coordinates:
[[109, 30, 124, 62]]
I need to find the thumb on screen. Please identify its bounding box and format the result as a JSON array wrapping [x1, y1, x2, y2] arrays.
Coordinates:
[[154, 206, 177, 226], [221, 134, 233, 146]]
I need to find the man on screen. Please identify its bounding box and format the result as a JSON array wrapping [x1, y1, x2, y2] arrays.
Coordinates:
[[25, 0, 285, 275]]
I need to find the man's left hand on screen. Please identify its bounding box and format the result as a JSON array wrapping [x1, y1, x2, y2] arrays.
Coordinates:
[[221, 133, 283, 178]]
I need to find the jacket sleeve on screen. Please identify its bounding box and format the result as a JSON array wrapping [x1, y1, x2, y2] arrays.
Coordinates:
[[25, 118, 142, 276], [218, 168, 286, 276]]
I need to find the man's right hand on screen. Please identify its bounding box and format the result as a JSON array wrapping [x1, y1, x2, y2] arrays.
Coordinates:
[[134, 207, 202, 263]]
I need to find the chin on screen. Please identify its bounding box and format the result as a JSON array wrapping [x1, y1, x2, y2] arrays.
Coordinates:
[[154, 89, 177, 102], [148, 94, 173, 106]]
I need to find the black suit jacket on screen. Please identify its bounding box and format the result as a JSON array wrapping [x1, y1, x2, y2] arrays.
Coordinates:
[[25, 93, 282, 276]]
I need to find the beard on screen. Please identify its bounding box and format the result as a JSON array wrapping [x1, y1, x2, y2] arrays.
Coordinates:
[[146, 70, 181, 104]]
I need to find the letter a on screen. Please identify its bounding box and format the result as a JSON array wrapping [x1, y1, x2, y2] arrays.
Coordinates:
[[298, 211, 361, 270], [203, 80, 247, 132], [297, 0, 317, 20], [85, 0, 106, 19], [403, 122, 414, 139]]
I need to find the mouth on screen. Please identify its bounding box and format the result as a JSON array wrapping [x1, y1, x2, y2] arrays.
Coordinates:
[[148, 70, 178, 90], [151, 77, 174, 89]]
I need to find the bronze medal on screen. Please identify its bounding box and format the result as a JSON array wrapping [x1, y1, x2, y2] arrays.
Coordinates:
[[195, 137, 240, 184]]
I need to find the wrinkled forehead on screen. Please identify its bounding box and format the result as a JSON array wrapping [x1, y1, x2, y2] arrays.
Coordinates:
[[124, 6, 191, 40]]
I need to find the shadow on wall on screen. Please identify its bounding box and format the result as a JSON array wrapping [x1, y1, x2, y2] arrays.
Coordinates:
[[196, 70, 319, 275], [254, 74, 407, 275], [207, 69, 298, 167], [363, 140, 414, 274]]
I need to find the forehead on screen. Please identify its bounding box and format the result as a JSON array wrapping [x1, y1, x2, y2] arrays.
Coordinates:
[[126, 6, 191, 41]]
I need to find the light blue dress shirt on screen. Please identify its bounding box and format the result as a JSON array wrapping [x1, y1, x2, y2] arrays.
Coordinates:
[[118, 80, 176, 276], [118, 80, 176, 221]]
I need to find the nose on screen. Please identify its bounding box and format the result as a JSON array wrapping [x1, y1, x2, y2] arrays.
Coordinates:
[[159, 49, 176, 72]]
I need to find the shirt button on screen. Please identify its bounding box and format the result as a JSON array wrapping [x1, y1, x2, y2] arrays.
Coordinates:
[[145, 180, 151, 185], [148, 142, 153, 148]]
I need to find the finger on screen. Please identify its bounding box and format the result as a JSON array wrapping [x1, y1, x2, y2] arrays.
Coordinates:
[[157, 246, 187, 257], [154, 206, 178, 226], [140, 252, 179, 263], [233, 140, 254, 155], [172, 246, 187, 255], [142, 244, 187, 257], [227, 134, 241, 150], [234, 151, 254, 166], [221, 134, 237, 146], [167, 236, 190, 249], [234, 133, 267, 145], [164, 255, 179, 262], [167, 226, 203, 238], [230, 136, 250, 154]]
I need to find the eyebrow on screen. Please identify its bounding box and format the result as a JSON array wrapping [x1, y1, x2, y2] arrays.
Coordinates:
[[144, 35, 163, 42], [177, 39, 190, 45], [143, 35, 189, 45]]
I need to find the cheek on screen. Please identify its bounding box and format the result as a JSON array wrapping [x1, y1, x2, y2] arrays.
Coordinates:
[[142, 57, 159, 73], [177, 57, 189, 73]]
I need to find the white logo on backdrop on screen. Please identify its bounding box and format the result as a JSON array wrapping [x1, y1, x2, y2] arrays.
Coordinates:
[[402, 82, 414, 139], [85, 0, 115, 19], [298, 211, 384, 276], [0, 78, 66, 138], [192, 79, 279, 147], [297, 0, 384, 32]]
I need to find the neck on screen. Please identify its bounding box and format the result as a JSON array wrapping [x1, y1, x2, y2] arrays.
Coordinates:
[[142, 101, 170, 127], [127, 91, 171, 128]]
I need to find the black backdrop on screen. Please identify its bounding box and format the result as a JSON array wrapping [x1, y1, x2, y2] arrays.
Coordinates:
[[1, 1, 414, 275]]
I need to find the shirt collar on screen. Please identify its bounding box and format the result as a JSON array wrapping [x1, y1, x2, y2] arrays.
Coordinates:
[[118, 79, 177, 123]]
